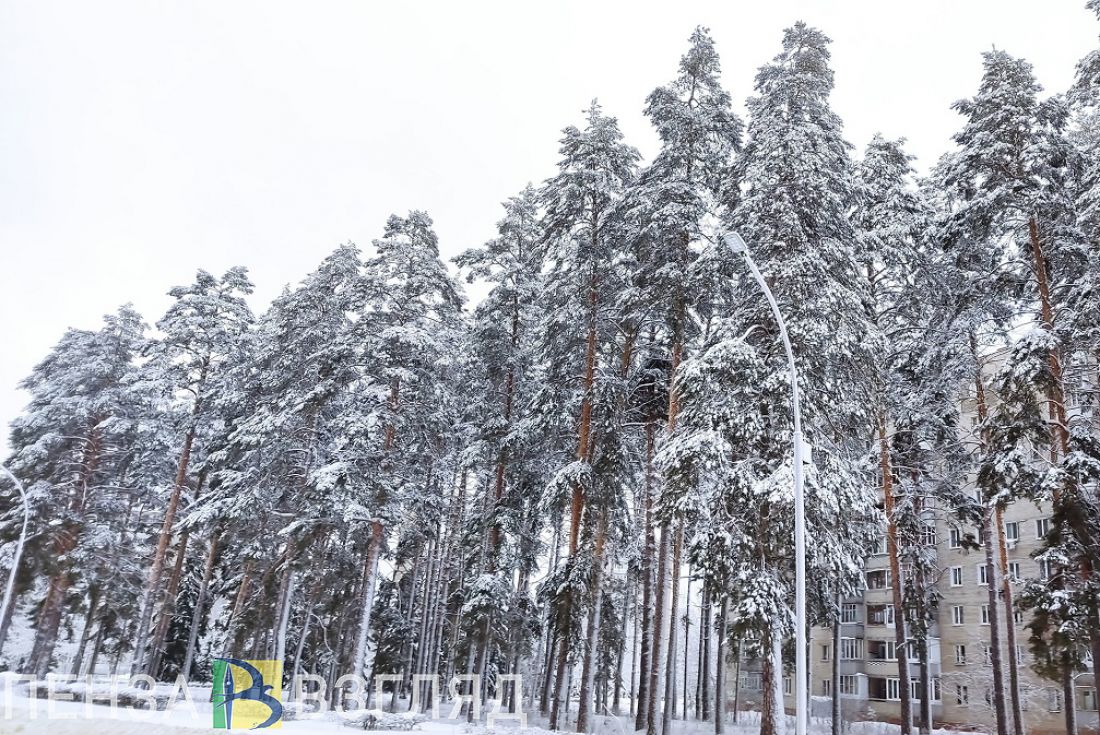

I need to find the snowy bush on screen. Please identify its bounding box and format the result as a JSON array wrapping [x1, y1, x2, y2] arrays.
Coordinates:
[[339, 708, 427, 730]]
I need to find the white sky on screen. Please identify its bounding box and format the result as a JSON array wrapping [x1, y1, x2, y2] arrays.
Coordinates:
[[1, 1, 1098, 455]]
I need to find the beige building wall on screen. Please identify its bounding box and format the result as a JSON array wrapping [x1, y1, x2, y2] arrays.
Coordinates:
[[729, 389, 1098, 733], [800, 495, 1098, 734]]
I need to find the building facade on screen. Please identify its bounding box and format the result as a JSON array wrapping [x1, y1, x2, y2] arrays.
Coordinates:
[[803, 497, 1098, 733]]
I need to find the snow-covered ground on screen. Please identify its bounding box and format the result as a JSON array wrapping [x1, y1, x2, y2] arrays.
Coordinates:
[[0, 684, 990, 735]]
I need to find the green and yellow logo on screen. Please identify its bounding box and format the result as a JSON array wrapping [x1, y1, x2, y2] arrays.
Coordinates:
[[212, 658, 284, 729]]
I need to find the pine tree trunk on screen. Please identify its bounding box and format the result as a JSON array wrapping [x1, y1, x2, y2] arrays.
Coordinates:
[[542, 520, 562, 704], [408, 542, 434, 710], [133, 420, 198, 676], [615, 575, 630, 716], [772, 631, 786, 735], [274, 565, 296, 665], [508, 553, 533, 714], [1027, 216, 1096, 735], [181, 534, 218, 681], [661, 523, 684, 735], [700, 585, 711, 721], [149, 530, 191, 677], [985, 514, 1007, 735], [353, 520, 385, 680], [0, 574, 17, 658], [683, 570, 691, 719], [917, 634, 932, 735], [761, 629, 778, 735], [970, 337, 1009, 735], [715, 597, 728, 735], [635, 421, 657, 732], [647, 522, 670, 735], [69, 587, 101, 676], [996, 506, 1025, 735], [292, 548, 327, 694], [831, 604, 841, 735], [28, 423, 103, 676], [87, 615, 107, 675], [577, 514, 608, 733], [878, 415, 912, 735], [1061, 661, 1078, 735], [551, 264, 600, 731], [659, 328, 686, 735], [440, 472, 468, 705], [28, 570, 72, 677]]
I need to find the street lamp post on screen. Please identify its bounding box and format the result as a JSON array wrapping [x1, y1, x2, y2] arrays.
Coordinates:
[[725, 232, 808, 735], [0, 465, 29, 651]]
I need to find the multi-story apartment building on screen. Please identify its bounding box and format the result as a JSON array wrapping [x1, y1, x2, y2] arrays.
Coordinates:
[[803, 493, 1097, 731], [729, 387, 1098, 734]]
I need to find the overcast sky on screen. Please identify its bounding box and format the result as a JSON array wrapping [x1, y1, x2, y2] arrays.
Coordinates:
[[1, 0, 1098, 455]]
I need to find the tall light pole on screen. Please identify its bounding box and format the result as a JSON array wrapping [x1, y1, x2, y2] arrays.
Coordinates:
[[0, 465, 29, 651], [725, 232, 808, 735]]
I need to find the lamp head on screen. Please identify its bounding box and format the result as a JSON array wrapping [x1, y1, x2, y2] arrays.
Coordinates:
[[724, 232, 748, 254]]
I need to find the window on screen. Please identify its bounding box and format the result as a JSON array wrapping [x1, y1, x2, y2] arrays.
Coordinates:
[[1005, 521, 1019, 541], [868, 640, 897, 661], [1036, 518, 1050, 539], [868, 677, 897, 701], [1008, 561, 1021, 581], [955, 644, 967, 665], [821, 643, 831, 661], [841, 603, 858, 623], [1048, 689, 1062, 712], [950, 528, 963, 549], [840, 637, 864, 661], [952, 605, 965, 625], [867, 604, 894, 625], [1015, 609, 1024, 624], [1016, 645, 1024, 664], [783, 677, 792, 696], [839, 676, 858, 696], [1079, 688, 1097, 712], [981, 604, 991, 625], [866, 569, 890, 589], [950, 567, 963, 587], [908, 679, 942, 702], [822, 679, 832, 697], [956, 685, 969, 706], [978, 563, 990, 585], [740, 673, 762, 691], [909, 681, 929, 701], [872, 535, 887, 556], [983, 645, 992, 665], [1039, 559, 1054, 581]]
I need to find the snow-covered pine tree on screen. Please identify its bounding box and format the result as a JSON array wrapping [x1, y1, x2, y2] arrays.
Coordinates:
[[5, 306, 151, 676], [943, 48, 1100, 735], [929, 137, 1026, 735], [185, 246, 363, 672], [130, 267, 254, 676], [454, 185, 546, 711], [852, 134, 959, 735], [625, 26, 742, 735], [536, 100, 639, 730], [724, 22, 879, 735], [351, 211, 465, 683]]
